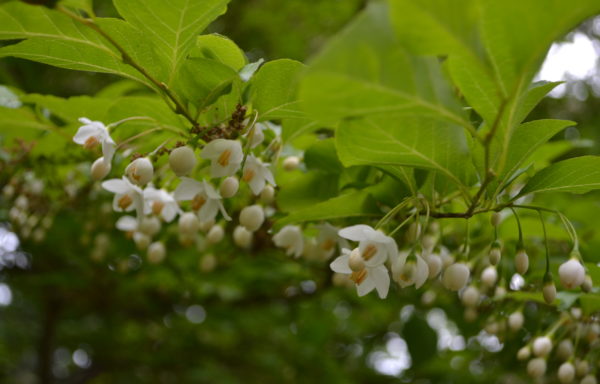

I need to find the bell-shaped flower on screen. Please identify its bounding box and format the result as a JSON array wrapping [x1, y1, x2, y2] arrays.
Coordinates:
[[242, 155, 276, 195], [143, 186, 180, 223], [101, 177, 144, 219], [73, 118, 116, 163], [246, 122, 265, 148], [314, 222, 349, 259], [272, 225, 303, 257], [559, 257, 585, 289], [174, 177, 230, 222], [200, 139, 243, 178], [330, 248, 390, 298], [391, 251, 429, 289], [338, 224, 398, 266]]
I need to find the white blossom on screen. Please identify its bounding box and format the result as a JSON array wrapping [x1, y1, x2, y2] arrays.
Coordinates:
[[102, 177, 144, 219], [73, 118, 116, 165], [174, 177, 230, 222], [314, 222, 349, 259], [330, 248, 390, 298], [338, 224, 398, 266], [272, 225, 303, 257], [242, 155, 276, 195], [200, 139, 243, 177], [169, 146, 196, 176], [558, 257, 585, 289], [143, 187, 180, 222], [391, 251, 429, 289]]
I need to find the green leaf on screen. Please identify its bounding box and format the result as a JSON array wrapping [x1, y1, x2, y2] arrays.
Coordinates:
[[277, 172, 339, 212], [580, 294, 600, 315], [58, 0, 95, 16], [281, 118, 320, 143], [113, 0, 230, 85], [304, 139, 343, 174], [336, 115, 473, 188], [300, 2, 472, 131], [191, 34, 247, 71], [0, 2, 150, 86], [276, 190, 380, 227], [248, 59, 306, 121], [519, 156, 600, 196]]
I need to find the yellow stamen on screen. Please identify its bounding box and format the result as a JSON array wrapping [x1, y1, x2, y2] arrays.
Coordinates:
[[242, 168, 255, 182], [118, 194, 133, 210], [350, 269, 368, 285], [217, 150, 232, 166], [362, 244, 377, 261], [84, 136, 99, 149], [192, 194, 206, 211], [152, 201, 164, 215]]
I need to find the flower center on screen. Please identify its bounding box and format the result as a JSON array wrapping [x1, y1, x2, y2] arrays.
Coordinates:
[[242, 168, 255, 182], [118, 194, 133, 210], [84, 136, 99, 149], [152, 201, 165, 215], [399, 263, 416, 283], [217, 150, 232, 166], [362, 244, 377, 261], [321, 238, 335, 251], [192, 194, 206, 211], [350, 269, 367, 285]]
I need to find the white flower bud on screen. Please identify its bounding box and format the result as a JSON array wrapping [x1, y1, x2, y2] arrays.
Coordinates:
[[260, 185, 275, 204], [282, 156, 300, 171], [543, 281, 557, 304], [200, 253, 217, 272], [91, 157, 111, 180], [206, 225, 224, 244], [440, 247, 454, 267], [169, 146, 196, 176], [425, 254, 442, 279], [582, 275, 593, 293], [582, 375, 598, 384], [178, 212, 200, 234], [461, 286, 480, 307], [508, 311, 524, 332], [527, 357, 547, 378], [15, 195, 28, 210], [489, 246, 501, 265], [239, 205, 265, 232], [559, 258, 586, 289], [139, 216, 161, 236], [481, 266, 498, 287], [557, 339, 573, 361], [442, 263, 470, 291], [484, 322, 499, 335], [517, 346, 531, 361], [532, 336, 552, 357], [490, 212, 501, 227], [421, 290, 436, 306], [199, 219, 215, 233], [348, 248, 365, 272], [494, 286, 506, 298], [233, 225, 252, 249], [558, 362, 575, 384], [421, 234, 436, 254], [147, 241, 166, 264], [515, 249, 529, 275], [576, 360, 589, 377], [464, 307, 478, 322], [126, 157, 154, 185], [219, 176, 239, 198], [133, 232, 150, 250]]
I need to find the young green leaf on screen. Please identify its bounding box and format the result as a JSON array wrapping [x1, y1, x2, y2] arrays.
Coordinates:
[[519, 156, 600, 196], [192, 34, 247, 71]]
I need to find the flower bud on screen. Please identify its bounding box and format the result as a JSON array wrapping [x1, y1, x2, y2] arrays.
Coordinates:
[[139, 216, 161, 236], [582, 275, 593, 293], [489, 241, 501, 265], [179, 212, 200, 234], [200, 253, 217, 272], [239, 205, 265, 232], [442, 263, 470, 291], [421, 290, 436, 306], [517, 346, 530, 361], [515, 248, 529, 275], [556, 339, 574, 361], [508, 311, 524, 332], [348, 248, 365, 272], [481, 266, 498, 287], [464, 307, 478, 322], [283, 156, 300, 171], [425, 254, 442, 279], [558, 362, 575, 384], [219, 176, 239, 198], [543, 275, 557, 304], [461, 286, 480, 307], [559, 257, 586, 289], [532, 336, 552, 357], [147, 241, 166, 264], [169, 146, 196, 176], [527, 358, 546, 378], [199, 219, 215, 232], [91, 157, 111, 180], [576, 360, 589, 377], [581, 375, 598, 384], [15, 195, 28, 210], [484, 321, 499, 335], [491, 212, 501, 227], [233, 225, 252, 249], [204, 225, 223, 244], [406, 222, 422, 243], [260, 185, 275, 204], [126, 157, 154, 185], [133, 232, 150, 250], [421, 234, 436, 254]]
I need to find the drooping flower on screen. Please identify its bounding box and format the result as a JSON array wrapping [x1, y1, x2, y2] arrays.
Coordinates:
[[330, 248, 390, 298], [246, 122, 265, 148], [101, 177, 144, 218], [338, 224, 398, 266], [115, 215, 138, 232], [242, 155, 276, 195], [558, 257, 585, 289], [125, 157, 154, 186], [314, 222, 349, 259], [143, 186, 180, 222], [73, 118, 116, 164], [272, 225, 303, 257], [174, 177, 230, 222], [169, 146, 196, 177], [391, 251, 429, 289], [200, 139, 243, 178]]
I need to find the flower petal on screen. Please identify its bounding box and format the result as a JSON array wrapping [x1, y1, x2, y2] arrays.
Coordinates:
[[330, 254, 351, 274], [174, 177, 203, 201], [338, 225, 372, 241], [414, 255, 429, 289], [370, 265, 391, 298], [102, 178, 129, 194], [356, 277, 376, 297]]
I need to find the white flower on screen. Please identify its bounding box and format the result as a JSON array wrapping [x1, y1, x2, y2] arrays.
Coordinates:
[[314, 222, 349, 259], [527, 358, 547, 378], [532, 336, 552, 357], [246, 122, 265, 148], [102, 177, 144, 218], [338, 224, 398, 265], [174, 177, 230, 222], [558, 258, 585, 289], [200, 139, 243, 177], [330, 248, 390, 298], [391, 251, 429, 289], [169, 146, 196, 176], [442, 262, 470, 291], [242, 155, 276, 195], [115, 215, 138, 232], [143, 187, 180, 222], [73, 118, 116, 163], [125, 157, 154, 186], [272, 225, 303, 257]]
